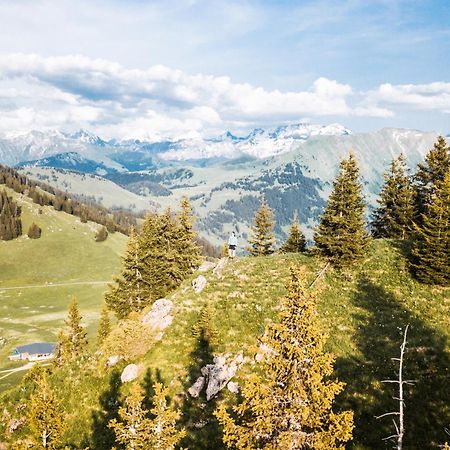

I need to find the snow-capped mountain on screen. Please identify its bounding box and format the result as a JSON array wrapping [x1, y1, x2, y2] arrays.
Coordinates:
[[2, 123, 442, 245], [0, 123, 351, 167], [159, 123, 352, 160]]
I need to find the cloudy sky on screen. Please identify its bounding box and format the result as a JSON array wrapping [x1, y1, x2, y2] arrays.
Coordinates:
[[0, 0, 449, 140]]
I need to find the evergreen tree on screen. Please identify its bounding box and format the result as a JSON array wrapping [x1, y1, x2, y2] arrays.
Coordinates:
[[215, 267, 354, 449], [105, 226, 151, 319], [176, 197, 202, 274], [95, 225, 108, 242], [411, 171, 450, 286], [106, 204, 201, 319], [0, 189, 22, 240], [247, 198, 276, 256], [109, 382, 185, 450], [27, 222, 42, 239], [314, 153, 369, 266], [280, 214, 306, 253], [371, 154, 415, 239], [57, 297, 88, 363], [139, 209, 181, 302], [414, 136, 450, 221], [27, 372, 66, 449], [97, 304, 111, 345]]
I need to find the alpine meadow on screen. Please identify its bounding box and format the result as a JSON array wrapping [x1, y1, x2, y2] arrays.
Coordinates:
[[0, 2, 449, 450]]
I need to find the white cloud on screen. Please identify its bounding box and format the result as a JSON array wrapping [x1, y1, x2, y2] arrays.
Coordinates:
[[369, 82, 450, 111], [0, 53, 448, 139]]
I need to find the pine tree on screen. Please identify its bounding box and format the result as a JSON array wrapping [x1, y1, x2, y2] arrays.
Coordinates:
[[95, 225, 108, 242], [97, 304, 111, 345], [280, 214, 306, 253], [27, 222, 42, 239], [140, 209, 183, 300], [57, 297, 88, 363], [314, 153, 369, 266], [411, 171, 450, 286], [27, 372, 66, 449], [109, 382, 185, 450], [414, 136, 450, 222], [247, 198, 276, 256], [176, 197, 202, 274], [105, 226, 151, 319], [216, 266, 353, 449], [371, 154, 415, 239]]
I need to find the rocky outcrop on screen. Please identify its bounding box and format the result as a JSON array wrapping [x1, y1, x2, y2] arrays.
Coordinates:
[[192, 275, 207, 293], [188, 352, 245, 401], [142, 298, 173, 333], [188, 376, 206, 398], [121, 363, 140, 383]]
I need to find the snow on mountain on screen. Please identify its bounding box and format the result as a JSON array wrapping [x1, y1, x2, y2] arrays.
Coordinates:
[[159, 123, 352, 160]]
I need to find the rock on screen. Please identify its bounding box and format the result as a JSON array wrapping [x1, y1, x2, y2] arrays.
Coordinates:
[[227, 381, 240, 394], [255, 343, 274, 362], [142, 298, 173, 331], [188, 376, 206, 398], [212, 258, 228, 279], [8, 418, 24, 433], [204, 352, 244, 401], [121, 363, 140, 383], [192, 275, 207, 293], [198, 261, 215, 272], [107, 355, 121, 367]]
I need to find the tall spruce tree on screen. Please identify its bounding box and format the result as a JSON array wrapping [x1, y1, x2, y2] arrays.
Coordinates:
[[109, 382, 185, 450], [107, 204, 201, 319], [247, 198, 276, 256], [97, 304, 111, 345], [411, 171, 450, 286], [414, 136, 450, 221], [177, 197, 202, 274], [57, 297, 87, 363], [280, 214, 307, 253], [215, 266, 354, 449], [27, 372, 66, 449], [314, 153, 369, 266], [371, 154, 415, 239], [105, 226, 151, 319]]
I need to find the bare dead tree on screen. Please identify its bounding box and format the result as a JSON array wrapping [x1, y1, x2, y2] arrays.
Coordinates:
[[376, 324, 415, 450]]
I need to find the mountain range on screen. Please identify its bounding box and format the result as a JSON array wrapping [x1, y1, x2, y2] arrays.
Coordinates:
[[1, 123, 441, 245]]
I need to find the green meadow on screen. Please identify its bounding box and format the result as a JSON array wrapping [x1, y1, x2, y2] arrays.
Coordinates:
[[0, 188, 126, 390]]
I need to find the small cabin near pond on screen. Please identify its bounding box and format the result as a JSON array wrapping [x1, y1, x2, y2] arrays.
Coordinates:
[[9, 343, 56, 362]]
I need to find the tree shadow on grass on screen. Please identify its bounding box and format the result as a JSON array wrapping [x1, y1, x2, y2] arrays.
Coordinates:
[[88, 368, 123, 450], [335, 276, 450, 449], [141, 367, 165, 416], [178, 329, 225, 450]]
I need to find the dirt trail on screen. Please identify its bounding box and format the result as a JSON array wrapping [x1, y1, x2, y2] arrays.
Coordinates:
[[0, 280, 110, 291]]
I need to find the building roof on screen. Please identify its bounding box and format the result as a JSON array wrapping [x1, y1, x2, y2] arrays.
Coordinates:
[[14, 342, 56, 355]]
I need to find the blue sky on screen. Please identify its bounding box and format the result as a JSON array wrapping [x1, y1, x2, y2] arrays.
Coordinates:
[[0, 0, 449, 139]]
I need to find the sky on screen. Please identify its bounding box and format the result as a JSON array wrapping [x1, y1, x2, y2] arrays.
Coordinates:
[[0, 0, 449, 140]]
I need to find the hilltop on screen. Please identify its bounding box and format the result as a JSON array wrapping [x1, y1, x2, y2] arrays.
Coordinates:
[[0, 187, 127, 390], [2, 239, 448, 449]]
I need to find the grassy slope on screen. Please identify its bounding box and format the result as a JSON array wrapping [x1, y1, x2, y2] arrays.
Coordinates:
[[0, 188, 127, 390], [139, 240, 449, 449], [1, 237, 449, 448]]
